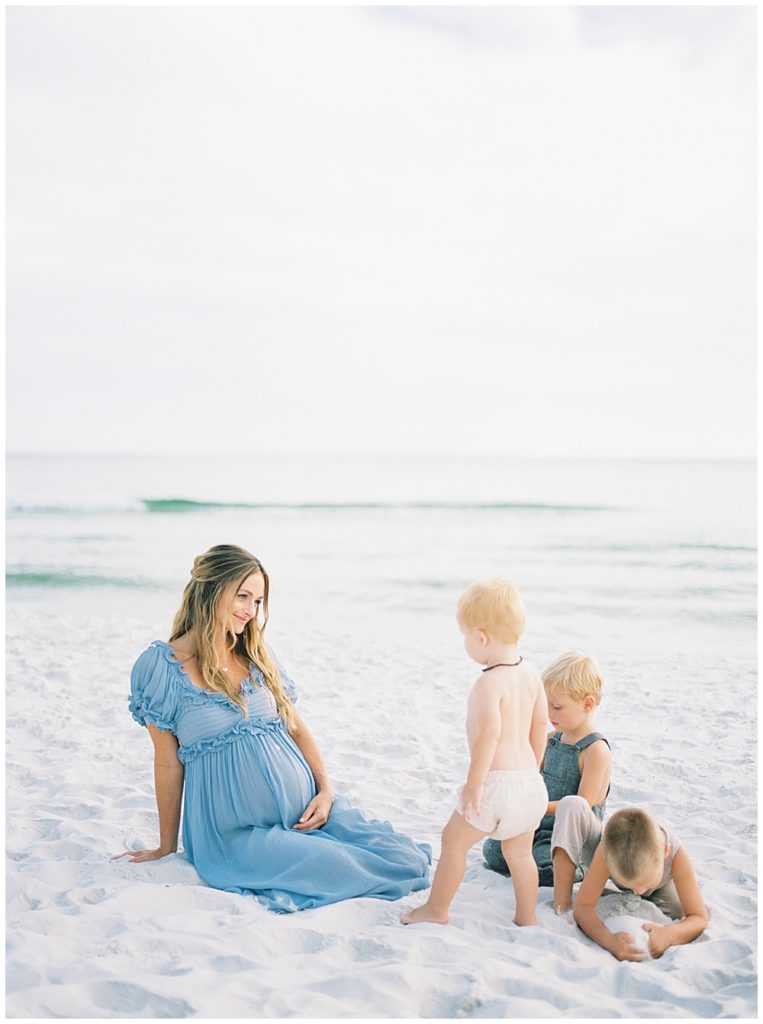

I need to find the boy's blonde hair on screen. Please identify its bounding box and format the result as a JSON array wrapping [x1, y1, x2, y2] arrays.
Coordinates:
[[457, 578, 525, 644], [542, 651, 603, 704], [602, 808, 664, 884]]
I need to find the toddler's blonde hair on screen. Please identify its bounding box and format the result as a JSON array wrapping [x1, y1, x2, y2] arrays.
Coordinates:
[[542, 651, 603, 704], [457, 578, 525, 644], [602, 808, 664, 884]]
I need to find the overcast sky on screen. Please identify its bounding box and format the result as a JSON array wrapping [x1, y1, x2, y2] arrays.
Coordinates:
[[6, 5, 756, 459]]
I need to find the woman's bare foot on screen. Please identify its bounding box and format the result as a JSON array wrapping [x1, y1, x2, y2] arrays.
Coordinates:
[[400, 903, 449, 925]]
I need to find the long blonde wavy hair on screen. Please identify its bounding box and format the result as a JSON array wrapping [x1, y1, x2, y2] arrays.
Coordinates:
[[169, 544, 294, 728]]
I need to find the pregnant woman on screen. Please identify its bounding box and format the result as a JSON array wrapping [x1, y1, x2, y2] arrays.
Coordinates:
[[117, 544, 431, 912]]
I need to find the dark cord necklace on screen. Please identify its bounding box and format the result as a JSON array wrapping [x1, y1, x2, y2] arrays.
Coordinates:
[[482, 657, 523, 672]]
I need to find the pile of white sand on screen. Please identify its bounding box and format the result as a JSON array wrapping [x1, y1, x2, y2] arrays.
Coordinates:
[[6, 609, 757, 1018]]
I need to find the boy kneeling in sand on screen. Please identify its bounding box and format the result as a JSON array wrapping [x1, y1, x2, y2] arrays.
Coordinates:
[[401, 579, 548, 927], [573, 808, 708, 960]]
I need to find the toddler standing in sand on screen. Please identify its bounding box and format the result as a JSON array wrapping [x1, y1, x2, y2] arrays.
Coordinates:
[[402, 579, 548, 927]]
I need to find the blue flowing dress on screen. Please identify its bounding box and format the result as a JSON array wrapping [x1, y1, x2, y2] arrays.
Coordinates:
[[129, 641, 431, 913]]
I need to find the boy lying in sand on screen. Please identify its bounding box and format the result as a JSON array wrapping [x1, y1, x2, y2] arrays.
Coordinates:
[[573, 807, 708, 960], [402, 579, 548, 927]]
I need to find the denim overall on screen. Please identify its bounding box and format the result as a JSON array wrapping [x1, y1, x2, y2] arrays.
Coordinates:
[[483, 731, 609, 887]]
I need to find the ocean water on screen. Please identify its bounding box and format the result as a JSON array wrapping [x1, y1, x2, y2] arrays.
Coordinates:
[[6, 455, 756, 659]]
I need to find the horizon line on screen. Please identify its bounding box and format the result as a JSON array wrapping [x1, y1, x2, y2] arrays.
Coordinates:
[[5, 451, 757, 463]]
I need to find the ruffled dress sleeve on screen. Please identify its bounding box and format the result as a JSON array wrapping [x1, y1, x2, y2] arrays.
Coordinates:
[[129, 642, 182, 733], [270, 649, 298, 704]]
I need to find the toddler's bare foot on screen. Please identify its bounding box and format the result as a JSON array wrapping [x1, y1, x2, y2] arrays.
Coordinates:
[[400, 903, 449, 926], [513, 916, 538, 927]]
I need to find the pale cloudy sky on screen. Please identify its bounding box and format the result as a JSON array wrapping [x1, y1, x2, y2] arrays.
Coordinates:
[[6, 5, 756, 458]]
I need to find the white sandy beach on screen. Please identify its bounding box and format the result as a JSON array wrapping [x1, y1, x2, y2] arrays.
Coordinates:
[[6, 601, 757, 1018]]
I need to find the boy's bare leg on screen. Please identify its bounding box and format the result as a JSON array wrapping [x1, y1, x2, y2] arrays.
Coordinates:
[[552, 846, 576, 914], [401, 812, 487, 925], [502, 831, 538, 926]]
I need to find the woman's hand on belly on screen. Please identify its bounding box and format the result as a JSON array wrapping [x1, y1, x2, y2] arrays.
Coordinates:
[[292, 790, 334, 831]]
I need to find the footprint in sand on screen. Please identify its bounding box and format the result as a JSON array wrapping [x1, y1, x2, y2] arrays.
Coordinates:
[[209, 954, 256, 972], [89, 981, 194, 1017]]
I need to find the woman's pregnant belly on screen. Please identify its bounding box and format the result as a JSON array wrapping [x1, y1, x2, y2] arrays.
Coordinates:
[[185, 727, 316, 832]]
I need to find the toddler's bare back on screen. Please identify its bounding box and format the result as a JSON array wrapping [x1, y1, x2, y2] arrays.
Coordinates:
[[466, 661, 545, 771]]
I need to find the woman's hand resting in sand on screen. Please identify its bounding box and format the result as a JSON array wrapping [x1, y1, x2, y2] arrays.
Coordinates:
[[112, 847, 175, 863]]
